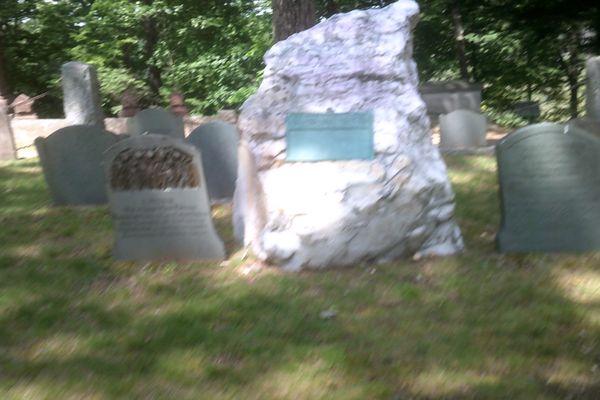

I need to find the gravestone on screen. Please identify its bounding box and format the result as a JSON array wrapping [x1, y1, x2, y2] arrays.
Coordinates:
[[119, 88, 139, 117], [419, 80, 482, 122], [11, 94, 37, 118], [585, 57, 600, 121], [169, 92, 189, 117], [285, 112, 374, 161], [105, 135, 225, 261], [496, 122, 600, 252], [61, 62, 104, 127], [566, 117, 600, 138], [35, 125, 120, 205], [127, 108, 185, 139], [0, 97, 17, 161], [187, 121, 238, 200], [439, 109, 487, 150]]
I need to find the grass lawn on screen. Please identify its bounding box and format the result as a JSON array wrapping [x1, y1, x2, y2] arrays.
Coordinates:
[[0, 156, 599, 399]]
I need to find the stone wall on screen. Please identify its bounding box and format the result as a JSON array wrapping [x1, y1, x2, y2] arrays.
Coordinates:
[[10, 111, 238, 158]]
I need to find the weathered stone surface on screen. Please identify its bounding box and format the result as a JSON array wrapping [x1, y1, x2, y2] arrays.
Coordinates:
[[105, 134, 225, 261], [234, 1, 463, 270], [61, 62, 104, 127], [169, 92, 189, 117], [119, 88, 139, 118], [0, 98, 17, 161], [439, 109, 487, 150], [11, 94, 36, 117], [187, 121, 238, 200], [127, 108, 185, 139], [35, 125, 120, 205], [497, 123, 600, 252], [566, 117, 600, 137], [586, 57, 600, 121]]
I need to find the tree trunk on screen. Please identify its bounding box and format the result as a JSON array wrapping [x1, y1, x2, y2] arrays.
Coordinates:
[[323, 0, 339, 18], [0, 31, 11, 100], [559, 29, 582, 119], [141, 0, 162, 100], [272, 0, 317, 43], [451, 0, 470, 82]]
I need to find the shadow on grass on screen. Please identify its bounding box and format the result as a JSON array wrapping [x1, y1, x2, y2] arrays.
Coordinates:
[[0, 158, 598, 398]]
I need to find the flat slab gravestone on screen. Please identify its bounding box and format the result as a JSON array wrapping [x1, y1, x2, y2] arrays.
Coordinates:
[[439, 109, 487, 150], [496, 122, 600, 252], [127, 108, 185, 139], [186, 121, 238, 200], [285, 112, 374, 161], [35, 125, 121, 205], [105, 134, 225, 261], [61, 62, 104, 127]]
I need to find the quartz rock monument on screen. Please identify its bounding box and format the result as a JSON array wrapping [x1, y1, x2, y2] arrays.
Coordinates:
[[234, 0, 463, 270]]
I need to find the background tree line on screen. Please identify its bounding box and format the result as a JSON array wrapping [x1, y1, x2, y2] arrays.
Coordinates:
[[1, 0, 599, 124]]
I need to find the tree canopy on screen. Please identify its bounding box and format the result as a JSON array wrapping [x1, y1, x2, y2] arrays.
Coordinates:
[[1, 0, 598, 123]]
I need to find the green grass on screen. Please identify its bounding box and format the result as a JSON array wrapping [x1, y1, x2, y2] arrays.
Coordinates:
[[0, 156, 599, 399]]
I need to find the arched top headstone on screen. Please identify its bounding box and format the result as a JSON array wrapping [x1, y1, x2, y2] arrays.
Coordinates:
[[104, 134, 225, 261], [439, 109, 487, 150], [34, 125, 121, 205], [496, 122, 600, 252], [187, 121, 239, 200], [127, 107, 185, 139]]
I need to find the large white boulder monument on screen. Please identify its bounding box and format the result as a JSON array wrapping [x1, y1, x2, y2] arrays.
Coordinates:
[[234, 0, 464, 270]]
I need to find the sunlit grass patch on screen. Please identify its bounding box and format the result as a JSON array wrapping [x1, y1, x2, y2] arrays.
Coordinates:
[[1, 157, 599, 399]]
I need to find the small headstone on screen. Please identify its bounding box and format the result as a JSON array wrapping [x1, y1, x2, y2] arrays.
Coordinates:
[[119, 88, 140, 118], [585, 56, 600, 121], [61, 62, 104, 127], [513, 101, 540, 123], [11, 94, 37, 118], [127, 107, 185, 139], [169, 92, 189, 117], [439, 109, 487, 150], [285, 112, 374, 161], [187, 121, 239, 200], [566, 118, 600, 137], [0, 97, 17, 161], [35, 125, 120, 205], [104, 134, 225, 261], [496, 122, 600, 252]]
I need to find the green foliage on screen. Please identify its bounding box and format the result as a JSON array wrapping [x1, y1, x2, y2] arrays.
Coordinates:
[[1, 0, 599, 121]]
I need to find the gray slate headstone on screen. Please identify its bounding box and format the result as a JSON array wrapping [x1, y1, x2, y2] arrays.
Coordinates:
[[127, 108, 185, 139], [439, 109, 487, 150], [187, 121, 239, 200], [496, 122, 600, 253], [0, 98, 16, 161], [35, 125, 121, 205], [61, 62, 104, 127], [105, 134, 225, 261], [566, 117, 600, 138], [586, 57, 600, 121]]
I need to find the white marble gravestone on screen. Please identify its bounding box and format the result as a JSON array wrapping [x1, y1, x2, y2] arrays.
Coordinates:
[[35, 125, 120, 205], [186, 121, 238, 201], [105, 134, 225, 261], [439, 109, 487, 150], [127, 108, 185, 139], [0, 97, 16, 161], [234, 1, 463, 270], [566, 117, 600, 138], [61, 62, 104, 127]]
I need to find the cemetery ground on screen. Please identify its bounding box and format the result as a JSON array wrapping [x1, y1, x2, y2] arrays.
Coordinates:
[[1, 157, 599, 399]]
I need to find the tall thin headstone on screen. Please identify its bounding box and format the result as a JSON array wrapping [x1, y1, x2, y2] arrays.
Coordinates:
[[61, 61, 104, 127], [585, 56, 600, 121], [0, 97, 17, 161]]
